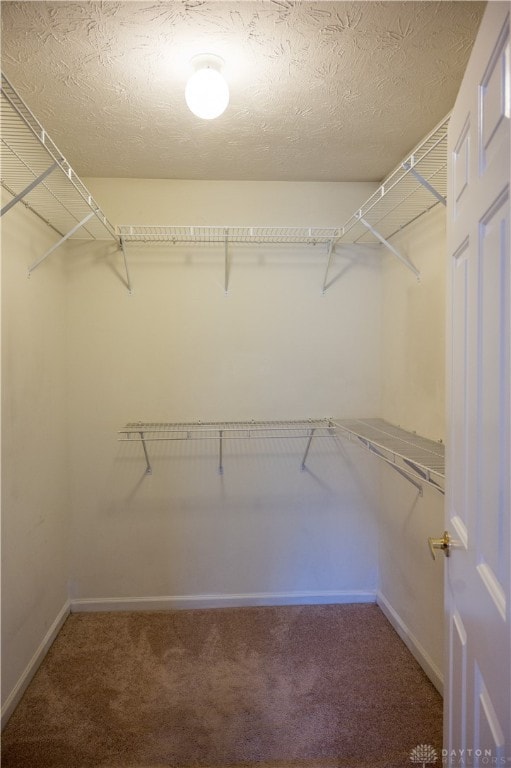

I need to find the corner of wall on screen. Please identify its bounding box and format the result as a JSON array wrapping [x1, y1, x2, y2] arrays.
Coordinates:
[[1, 198, 72, 720]]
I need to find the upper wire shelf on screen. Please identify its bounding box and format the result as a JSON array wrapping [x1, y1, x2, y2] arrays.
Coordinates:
[[118, 114, 449, 290], [0, 68, 449, 291], [118, 116, 448, 251], [337, 115, 449, 246], [117, 225, 342, 245], [0, 73, 117, 261]]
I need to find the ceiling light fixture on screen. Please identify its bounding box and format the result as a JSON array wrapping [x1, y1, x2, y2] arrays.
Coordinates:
[[185, 54, 229, 120]]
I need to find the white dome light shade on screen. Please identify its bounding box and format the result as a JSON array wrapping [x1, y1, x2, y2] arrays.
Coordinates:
[[185, 57, 229, 120]]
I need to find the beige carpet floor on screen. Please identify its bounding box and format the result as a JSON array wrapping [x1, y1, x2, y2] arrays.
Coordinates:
[[1, 604, 442, 767]]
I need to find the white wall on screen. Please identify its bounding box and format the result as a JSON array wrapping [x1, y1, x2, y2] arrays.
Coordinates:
[[1, 197, 70, 719], [381, 205, 446, 442], [1, 177, 445, 715], [67, 179, 382, 606], [378, 205, 446, 691]]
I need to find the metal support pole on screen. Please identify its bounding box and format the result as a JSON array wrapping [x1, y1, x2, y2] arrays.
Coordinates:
[[120, 236, 133, 294], [321, 239, 335, 294], [301, 428, 315, 470], [1, 161, 59, 217], [358, 216, 421, 280], [28, 211, 95, 274], [224, 231, 229, 293], [403, 162, 446, 206], [139, 431, 152, 475], [219, 430, 224, 474]]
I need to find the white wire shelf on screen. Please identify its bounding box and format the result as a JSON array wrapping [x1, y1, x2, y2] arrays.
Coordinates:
[[1, 67, 448, 291], [118, 116, 448, 251], [119, 419, 337, 475], [334, 418, 445, 495], [0, 73, 117, 259], [338, 115, 449, 246], [117, 225, 342, 245], [117, 226, 344, 294], [118, 114, 449, 290], [119, 417, 445, 495]]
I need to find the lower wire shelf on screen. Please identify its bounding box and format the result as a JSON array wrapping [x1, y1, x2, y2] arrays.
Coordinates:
[[118, 419, 337, 475], [333, 418, 445, 495], [118, 417, 445, 494]]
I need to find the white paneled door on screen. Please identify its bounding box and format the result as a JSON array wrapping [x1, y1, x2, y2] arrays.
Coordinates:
[[445, 2, 510, 765]]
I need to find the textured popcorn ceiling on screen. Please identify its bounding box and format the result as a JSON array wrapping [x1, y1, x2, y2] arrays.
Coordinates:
[[1, 1, 485, 181]]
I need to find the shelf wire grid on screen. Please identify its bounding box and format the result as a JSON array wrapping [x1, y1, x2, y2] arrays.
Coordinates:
[[118, 114, 449, 252], [338, 115, 449, 245], [2, 67, 447, 257], [119, 418, 444, 494], [119, 419, 338, 475], [1, 73, 117, 242], [119, 419, 337, 442], [117, 225, 343, 246], [334, 417, 445, 491]]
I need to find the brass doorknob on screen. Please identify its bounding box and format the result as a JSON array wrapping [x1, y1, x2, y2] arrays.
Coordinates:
[[428, 530, 452, 560]]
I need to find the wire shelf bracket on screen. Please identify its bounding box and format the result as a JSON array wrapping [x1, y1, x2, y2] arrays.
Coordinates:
[[0, 160, 59, 217], [224, 230, 229, 294], [321, 239, 336, 294], [358, 216, 421, 280], [402, 161, 447, 207], [357, 437, 423, 495], [301, 428, 316, 470], [1, 73, 120, 279], [28, 211, 95, 275], [119, 236, 133, 295]]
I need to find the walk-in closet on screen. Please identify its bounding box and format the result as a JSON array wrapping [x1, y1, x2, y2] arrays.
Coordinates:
[[2, 2, 510, 766]]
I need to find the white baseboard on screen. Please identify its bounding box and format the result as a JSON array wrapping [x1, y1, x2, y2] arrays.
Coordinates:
[[377, 590, 443, 695], [71, 590, 377, 613], [1, 599, 71, 730]]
